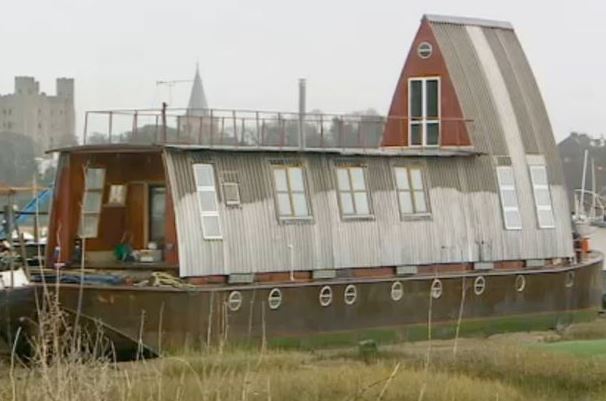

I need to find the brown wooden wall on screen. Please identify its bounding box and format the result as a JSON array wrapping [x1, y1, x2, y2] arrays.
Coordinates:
[[382, 18, 471, 147], [46, 150, 178, 265]]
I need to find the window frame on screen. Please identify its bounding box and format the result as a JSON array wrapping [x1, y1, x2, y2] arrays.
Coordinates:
[[393, 165, 431, 218], [270, 162, 313, 221], [529, 164, 555, 229], [408, 76, 441, 148], [496, 165, 522, 230], [193, 163, 223, 240], [79, 167, 106, 239], [106, 184, 127, 207], [334, 163, 374, 220]]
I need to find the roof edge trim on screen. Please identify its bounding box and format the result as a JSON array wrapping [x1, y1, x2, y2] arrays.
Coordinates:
[[423, 14, 514, 30]]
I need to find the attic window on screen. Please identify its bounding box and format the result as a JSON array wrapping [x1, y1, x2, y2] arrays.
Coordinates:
[[409, 77, 440, 147], [417, 42, 433, 59]]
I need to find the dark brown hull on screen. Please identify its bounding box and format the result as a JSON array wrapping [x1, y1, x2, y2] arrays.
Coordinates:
[[3, 255, 604, 359]]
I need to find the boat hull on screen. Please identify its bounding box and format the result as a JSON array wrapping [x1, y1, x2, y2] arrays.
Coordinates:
[[2, 255, 602, 359], [28, 254, 601, 357], [0, 285, 37, 356]]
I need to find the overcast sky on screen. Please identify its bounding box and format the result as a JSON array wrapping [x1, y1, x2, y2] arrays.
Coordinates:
[[1, 0, 604, 141]]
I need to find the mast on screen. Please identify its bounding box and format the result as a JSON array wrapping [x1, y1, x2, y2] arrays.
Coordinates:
[[580, 149, 589, 217]]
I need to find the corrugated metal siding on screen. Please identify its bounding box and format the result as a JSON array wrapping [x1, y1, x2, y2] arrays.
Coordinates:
[[428, 21, 573, 262], [166, 148, 573, 277]]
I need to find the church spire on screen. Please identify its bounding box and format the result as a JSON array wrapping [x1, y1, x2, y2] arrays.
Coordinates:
[[186, 64, 208, 116]]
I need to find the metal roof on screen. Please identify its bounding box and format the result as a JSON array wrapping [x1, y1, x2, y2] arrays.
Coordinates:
[[424, 14, 514, 30], [48, 142, 482, 157]]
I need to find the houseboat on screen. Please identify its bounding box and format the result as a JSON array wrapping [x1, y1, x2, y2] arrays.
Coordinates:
[[1, 14, 603, 358]]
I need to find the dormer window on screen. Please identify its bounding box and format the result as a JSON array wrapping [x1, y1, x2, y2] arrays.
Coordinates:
[[408, 77, 440, 147]]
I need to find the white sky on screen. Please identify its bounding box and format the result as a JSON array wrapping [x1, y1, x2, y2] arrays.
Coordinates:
[[1, 0, 604, 141]]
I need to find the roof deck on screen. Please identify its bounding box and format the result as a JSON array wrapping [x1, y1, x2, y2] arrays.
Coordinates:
[[79, 107, 477, 156]]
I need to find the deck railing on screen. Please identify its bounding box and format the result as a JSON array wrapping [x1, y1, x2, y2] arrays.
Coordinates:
[[82, 106, 474, 150]]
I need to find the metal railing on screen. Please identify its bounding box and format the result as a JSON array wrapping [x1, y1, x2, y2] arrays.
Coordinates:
[[82, 106, 474, 150]]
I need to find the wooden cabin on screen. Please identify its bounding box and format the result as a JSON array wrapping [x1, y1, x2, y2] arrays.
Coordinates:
[[46, 15, 574, 281]]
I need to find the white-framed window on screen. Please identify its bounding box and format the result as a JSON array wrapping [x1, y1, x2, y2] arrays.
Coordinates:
[[79, 167, 105, 238], [408, 77, 440, 147], [193, 163, 222, 240], [271, 164, 311, 219], [221, 171, 241, 207], [394, 166, 429, 216], [335, 165, 372, 217], [417, 42, 433, 59], [107, 184, 127, 206], [529, 165, 555, 229], [496, 166, 522, 230]]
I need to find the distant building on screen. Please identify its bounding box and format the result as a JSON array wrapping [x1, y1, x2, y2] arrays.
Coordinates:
[[0, 76, 76, 153], [180, 66, 210, 140]]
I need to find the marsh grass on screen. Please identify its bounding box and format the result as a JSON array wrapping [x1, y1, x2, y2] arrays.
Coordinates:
[[3, 326, 606, 400]]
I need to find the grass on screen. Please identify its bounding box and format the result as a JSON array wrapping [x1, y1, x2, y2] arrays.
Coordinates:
[[537, 338, 606, 358], [4, 319, 606, 400]]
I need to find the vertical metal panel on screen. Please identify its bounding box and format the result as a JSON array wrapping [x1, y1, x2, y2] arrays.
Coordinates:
[[482, 28, 540, 155], [493, 29, 566, 187]]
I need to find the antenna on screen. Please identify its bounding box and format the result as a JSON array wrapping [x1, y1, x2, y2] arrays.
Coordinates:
[[155, 79, 193, 106]]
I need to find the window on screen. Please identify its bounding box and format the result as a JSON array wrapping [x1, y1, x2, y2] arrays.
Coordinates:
[[417, 42, 433, 59], [149, 186, 166, 244], [394, 166, 429, 216], [79, 167, 105, 238], [529, 165, 555, 228], [272, 164, 311, 219], [222, 171, 241, 206], [268, 288, 282, 310], [107, 184, 127, 206], [408, 77, 440, 147], [193, 163, 222, 239], [336, 165, 371, 217], [496, 166, 522, 230]]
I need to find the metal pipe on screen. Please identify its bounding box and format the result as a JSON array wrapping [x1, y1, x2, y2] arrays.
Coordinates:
[[108, 111, 113, 144], [83, 112, 89, 144], [298, 78, 306, 150]]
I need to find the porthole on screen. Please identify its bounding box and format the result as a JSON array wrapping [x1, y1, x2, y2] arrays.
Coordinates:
[[431, 279, 443, 299], [227, 291, 242, 312], [417, 41, 433, 59], [319, 286, 333, 307], [515, 275, 526, 292], [344, 284, 357, 305], [473, 276, 486, 296], [391, 281, 404, 302], [565, 271, 575, 288], [268, 288, 282, 310]]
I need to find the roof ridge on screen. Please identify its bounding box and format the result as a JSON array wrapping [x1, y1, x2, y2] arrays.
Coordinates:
[[423, 14, 514, 30]]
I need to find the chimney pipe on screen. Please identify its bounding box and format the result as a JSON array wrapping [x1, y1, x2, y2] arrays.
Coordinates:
[[298, 78, 306, 149]]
